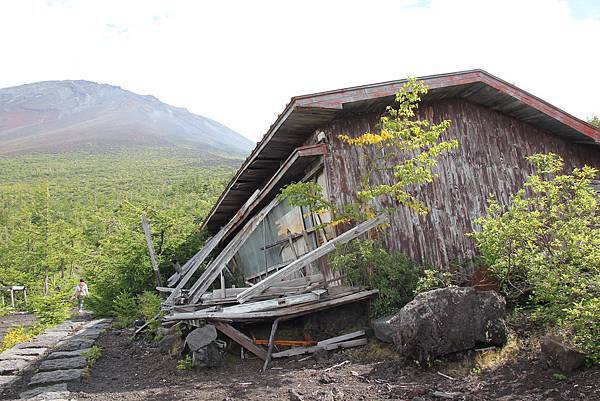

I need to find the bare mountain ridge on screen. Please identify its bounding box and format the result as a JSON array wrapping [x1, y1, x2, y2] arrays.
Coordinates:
[[0, 80, 254, 156]]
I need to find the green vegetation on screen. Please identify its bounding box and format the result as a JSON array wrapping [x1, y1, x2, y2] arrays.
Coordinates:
[[471, 153, 599, 364], [0, 147, 236, 321], [327, 239, 423, 318], [83, 345, 103, 367], [588, 115, 600, 128], [176, 354, 193, 370]]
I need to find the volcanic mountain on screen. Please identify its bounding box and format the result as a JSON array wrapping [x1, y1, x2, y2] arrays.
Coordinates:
[[0, 80, 254, 156]]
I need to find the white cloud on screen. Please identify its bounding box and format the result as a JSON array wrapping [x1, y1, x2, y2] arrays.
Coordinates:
[[0, 0, 598, 141]]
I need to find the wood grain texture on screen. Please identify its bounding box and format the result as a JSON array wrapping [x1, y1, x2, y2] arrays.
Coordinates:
[[314, 98, 600, 270]]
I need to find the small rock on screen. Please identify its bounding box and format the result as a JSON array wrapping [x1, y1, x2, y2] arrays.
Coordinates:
[[157, 329, 183, 358], [29, 369, 84, 386], [39, 356, 87, 371], [192, 343, 223, 368], [373, 314, 395, 343], [288, 388, 304, 401], [185, 325, 217, 352], [541, 335, 586, 373], [19, 383, 68, 399], [0, 359, 29, 374]]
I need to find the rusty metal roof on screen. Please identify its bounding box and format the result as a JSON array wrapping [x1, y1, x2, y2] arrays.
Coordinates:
[[203, 69, 600, 233]]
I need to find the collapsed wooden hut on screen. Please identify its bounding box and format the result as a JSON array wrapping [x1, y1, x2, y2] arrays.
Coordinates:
[[161, 69, 600, 365]]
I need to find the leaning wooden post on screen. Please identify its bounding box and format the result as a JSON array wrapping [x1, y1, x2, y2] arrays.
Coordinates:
[[10, 289, 15, 308], [262, 317, 282, 372], [141, 214, 163, 288], [23, 287, 28, 306]]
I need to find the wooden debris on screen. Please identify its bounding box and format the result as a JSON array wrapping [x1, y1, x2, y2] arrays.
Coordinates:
[[213, 321, 267, 361], [436, 371, 456, 381], [236, 215, 388, 304], [323, 360, 350, 372], [188, 197, 281, 304], [165, 190, 261, 304], [164, 289, 378, 322], [271, 338, 367, 358]]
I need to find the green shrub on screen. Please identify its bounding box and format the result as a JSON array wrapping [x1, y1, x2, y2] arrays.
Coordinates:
[[83, 345, 103, 367], [176, 354, 193, 370], [112, 292, 138, 328], [471, 153, 599, 363], [29, 291, 71, 326], [327, 239, 422, 318], [414, 268, 456, 293], [0, 326, 30, 352], [137, 291, 162, 322]]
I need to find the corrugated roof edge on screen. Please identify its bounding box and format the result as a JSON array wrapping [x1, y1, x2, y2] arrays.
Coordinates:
[[202, 69, 600, 233]]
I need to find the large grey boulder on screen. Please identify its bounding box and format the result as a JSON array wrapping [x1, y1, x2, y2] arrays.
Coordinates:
[[390, 287, 507, 363]]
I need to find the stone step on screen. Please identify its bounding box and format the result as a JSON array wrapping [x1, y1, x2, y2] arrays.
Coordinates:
[[0, 375, 19, 389], [39, 356, 87, 372], [46, 348, 90, 360], [0, 359, 29, 374], [29, 369, 84, 387], [19, 383, 68, 399]]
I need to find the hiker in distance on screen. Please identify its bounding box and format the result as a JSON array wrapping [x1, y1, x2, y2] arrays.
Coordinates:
[[72, 279, 89, 314]]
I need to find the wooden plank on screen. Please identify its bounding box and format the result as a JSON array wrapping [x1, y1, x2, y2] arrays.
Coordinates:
[[271, 338, 367, 358], [187, 197, 281, 304], [156, 287, 175, 293], [141, 214, 163, 287], [164, 289, 378, 322], [236, 215, 388, 303], [213, 321, 267, 361], [317, 330, 365, 346], [183, 293, 321, 319], [164, 190, 260, 305]]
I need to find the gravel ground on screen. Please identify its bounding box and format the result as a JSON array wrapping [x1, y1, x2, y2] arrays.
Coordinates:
[[62, 328, 600, 401]]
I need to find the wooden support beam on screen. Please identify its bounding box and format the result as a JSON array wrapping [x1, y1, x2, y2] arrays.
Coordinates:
[[262, 318, 282, 372], [213, 321, 267, 361], [236, 215, 388, 304], [141, 214, 163, 287], [187, 197, 281, 304]]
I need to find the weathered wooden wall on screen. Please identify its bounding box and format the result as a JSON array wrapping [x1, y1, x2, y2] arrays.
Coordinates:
[[306, 98, 600, 269]]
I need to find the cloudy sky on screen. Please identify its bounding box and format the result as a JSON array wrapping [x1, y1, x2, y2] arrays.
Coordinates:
[[0, 0, 598, 142]]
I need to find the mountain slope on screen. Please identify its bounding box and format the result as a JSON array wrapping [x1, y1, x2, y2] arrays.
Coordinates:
[[0, 80, 254, 156]]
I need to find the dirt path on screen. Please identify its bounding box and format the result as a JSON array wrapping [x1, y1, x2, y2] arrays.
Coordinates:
[[69, 329, 599, 401], [0, 314, 37, 342]]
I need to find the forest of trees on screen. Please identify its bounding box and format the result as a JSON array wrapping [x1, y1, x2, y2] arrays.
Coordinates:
[[0, 147, 236, 319]]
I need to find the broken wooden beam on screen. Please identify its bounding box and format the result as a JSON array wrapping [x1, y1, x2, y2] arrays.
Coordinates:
[[213, 321, 267, 361], [271, 338, 367, 358], [236, 215, 388, 304], [187, 197, 281, 304]]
